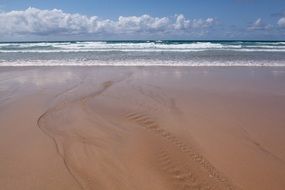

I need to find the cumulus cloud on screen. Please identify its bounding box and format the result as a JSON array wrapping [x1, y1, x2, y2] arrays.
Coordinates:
[[117, 15, 170, 33], [277, 17, 285, 28], [0, 7, 216, 37], [174, 14, 215, 30], [248, 18, 270, 30]]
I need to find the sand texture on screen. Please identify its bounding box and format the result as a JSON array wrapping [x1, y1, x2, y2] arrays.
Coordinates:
[[1, 67, 285, 190]]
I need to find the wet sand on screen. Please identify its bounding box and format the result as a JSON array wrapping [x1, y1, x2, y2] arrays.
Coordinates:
[[0, 66, 285, 190]]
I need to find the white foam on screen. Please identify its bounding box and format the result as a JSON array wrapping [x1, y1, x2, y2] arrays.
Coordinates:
[[2, 48, 285, 53], [1, 41, 285, 53], [0, 41, 244, 53], [1, 59, 285, 67]]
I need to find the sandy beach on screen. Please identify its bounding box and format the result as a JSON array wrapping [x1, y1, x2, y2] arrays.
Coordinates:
[[1, 66, 285, 190]]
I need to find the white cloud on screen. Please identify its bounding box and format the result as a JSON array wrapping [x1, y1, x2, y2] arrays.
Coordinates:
[[117, 15, 170, 33], [174, 14, 215, 30], [278, 17, 285, 28], [0, 7, 216, 37], [248, 18, 270, 30]]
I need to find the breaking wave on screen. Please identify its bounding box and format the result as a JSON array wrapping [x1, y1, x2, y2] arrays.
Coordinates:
[[1, 41, 285, 66], [1, 41, 285, 53]]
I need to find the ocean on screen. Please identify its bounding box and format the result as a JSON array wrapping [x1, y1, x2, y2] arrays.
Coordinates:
[[1, 40, 285, 66]]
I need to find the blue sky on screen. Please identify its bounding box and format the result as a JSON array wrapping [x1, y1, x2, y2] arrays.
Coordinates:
[[0, 0, 285, 41]]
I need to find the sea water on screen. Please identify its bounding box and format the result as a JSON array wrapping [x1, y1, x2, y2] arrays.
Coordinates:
[[1, 40, 285, 66]]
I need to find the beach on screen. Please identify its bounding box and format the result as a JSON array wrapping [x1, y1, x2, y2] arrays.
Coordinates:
[[0, 66, 285, 190]]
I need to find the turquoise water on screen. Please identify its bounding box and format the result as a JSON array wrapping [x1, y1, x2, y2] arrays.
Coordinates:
[[1, 41, 285, 66]]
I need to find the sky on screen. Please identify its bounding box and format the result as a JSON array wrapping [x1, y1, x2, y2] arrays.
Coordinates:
[[0, 0, 285, 41]]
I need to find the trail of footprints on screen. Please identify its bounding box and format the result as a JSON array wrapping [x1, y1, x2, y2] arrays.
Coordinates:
[[125, 112, 236, 190], [157, 148, 210, 190]]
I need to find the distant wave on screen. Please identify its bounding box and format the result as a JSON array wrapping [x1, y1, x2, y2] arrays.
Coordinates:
[[1, 41, 285, 53], [1, 41, 285, 67]]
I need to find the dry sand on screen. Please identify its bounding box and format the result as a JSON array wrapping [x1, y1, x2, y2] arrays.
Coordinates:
[[0, 67, 285, 190]]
